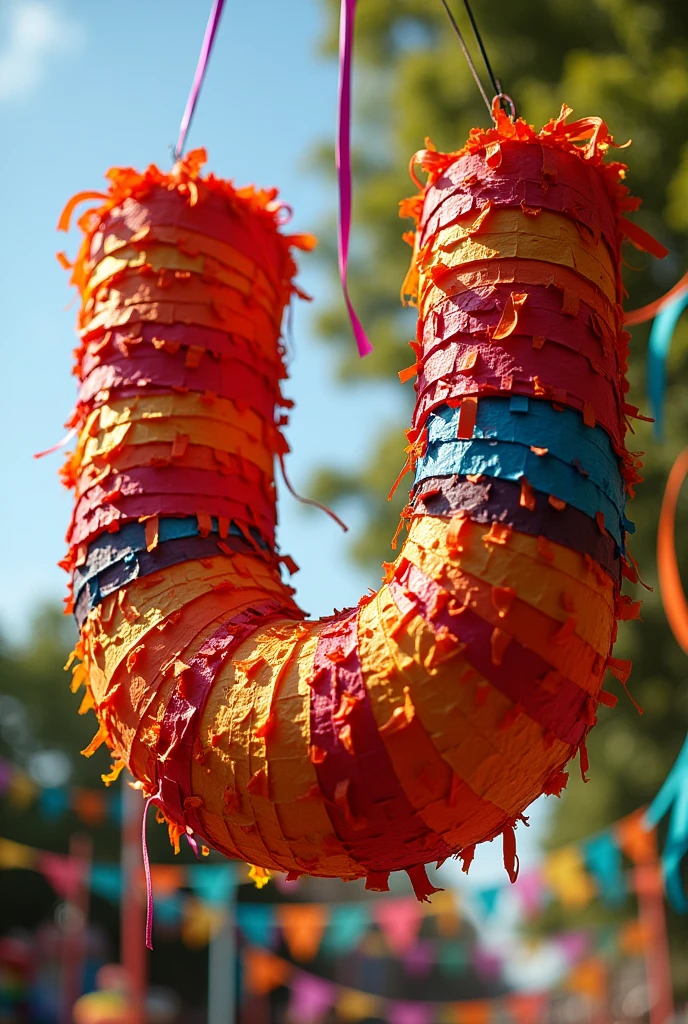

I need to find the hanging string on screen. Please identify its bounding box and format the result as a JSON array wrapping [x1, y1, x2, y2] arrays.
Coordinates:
[[438, 0, 492, 115], [461, 0, 500, 98], [336, 0, 374, 358], [174, 0, 227, 161]]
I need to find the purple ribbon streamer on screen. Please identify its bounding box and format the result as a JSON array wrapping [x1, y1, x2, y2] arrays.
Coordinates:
[[175, 0, 227, 160], [337, 0, 373, 357]]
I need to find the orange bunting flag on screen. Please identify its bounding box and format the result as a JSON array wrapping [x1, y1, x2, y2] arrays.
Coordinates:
[[243, 947, 290, 996], [276, 903, 328, 962]]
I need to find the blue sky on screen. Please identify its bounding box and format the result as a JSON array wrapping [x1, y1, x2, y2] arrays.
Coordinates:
[[0, 0, 396, 641], [0, 0, 553, 898]]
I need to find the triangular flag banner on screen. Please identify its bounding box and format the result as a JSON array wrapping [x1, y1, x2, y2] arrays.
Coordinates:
[[471, 945, 502, 981], [437, 941, 469, 977], [39, 852, 83, 900], [403, 939, 435, 978], [181, 896, 225, 948], [6, 771, 37, 810], [71, 788, 107, 826], [155, 895, 183, 928], [188, 864, 234, 905], [373, 898, 422, 955], [322, 904, 370, 955], [336, 987, 382, 1021], [451, 1000, 491, 1024], [542, 847, 596, 908], [0, 760, 13, 797], [506, 993, 547, 1024], [0, 838, 37, 869], [434, 891, 461, 937], [39, 787, 69, 820], [286, 971, 335, 1024], [150, 865, 185, 898], [237, 904, 277, 949], [583, 832, 626, 906], [565, 957, 607, 1001], [278, 904, 328, 962], [244, 947, 290, 996], [474, 885, 501, 917], [512, 868, 546, 917], [618, 919, 648, 956], [90, 864, 122, 902], [554, 931, 590, 965], [617, 810, 657, 865], [388, 999, 433, 1024]]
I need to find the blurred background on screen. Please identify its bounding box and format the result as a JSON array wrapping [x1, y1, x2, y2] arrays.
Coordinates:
[[1, 0, 687, 1021]]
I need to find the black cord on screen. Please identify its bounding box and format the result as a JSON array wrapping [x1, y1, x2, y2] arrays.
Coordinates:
[[461, 0, 500, 98], [439, 0, 516, 119], [438, 0, 492, 116]]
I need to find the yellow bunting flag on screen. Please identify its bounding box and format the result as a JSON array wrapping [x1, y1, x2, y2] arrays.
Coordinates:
[[542, 846, 596, 907]]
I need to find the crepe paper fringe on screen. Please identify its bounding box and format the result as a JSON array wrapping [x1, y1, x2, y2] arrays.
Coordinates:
[[56, 107, 659, 902]]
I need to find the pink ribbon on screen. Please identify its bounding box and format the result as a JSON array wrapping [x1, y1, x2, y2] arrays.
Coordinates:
[[175, 0, 227, 160], [337, 0, 373, 357]]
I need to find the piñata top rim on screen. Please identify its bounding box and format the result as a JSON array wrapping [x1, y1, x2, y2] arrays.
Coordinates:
[[400, 101, 668, 267], [57, 147, 316, 297]]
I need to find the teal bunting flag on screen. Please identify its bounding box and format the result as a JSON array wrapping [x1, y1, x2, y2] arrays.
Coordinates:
[[237, 903, 277, 948], [187, 863, 235, 906], [89, 864, 122, 902], [321, 904, 370, 954], [583, 833, 626, 906]]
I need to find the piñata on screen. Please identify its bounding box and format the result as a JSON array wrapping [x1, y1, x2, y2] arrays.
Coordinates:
[[59, 105, 663, 898]]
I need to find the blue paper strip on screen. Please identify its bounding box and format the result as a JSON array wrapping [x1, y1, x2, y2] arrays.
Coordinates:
[[73, 516, 268, 604], [415, 437, 630, 548], [424, 399, 625, 512]]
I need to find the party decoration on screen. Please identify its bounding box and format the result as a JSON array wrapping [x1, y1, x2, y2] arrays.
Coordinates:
[[57, 102, 662, 901]]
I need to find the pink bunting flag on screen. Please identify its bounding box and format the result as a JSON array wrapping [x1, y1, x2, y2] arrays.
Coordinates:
[[403, 939, 435, 978], [373, 898, 422, 955], [512, 867, 546, 917], [388, 1000, 433, 1024], [39, 852, 83, 900], [554, 931, 590, 965], [287, 972, 336, 1024], [472, 944, 503, 981]]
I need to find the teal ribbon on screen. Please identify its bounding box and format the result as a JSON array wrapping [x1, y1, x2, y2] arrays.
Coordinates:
[[648, 287, 688, 439], [646, 734, 688, 912]]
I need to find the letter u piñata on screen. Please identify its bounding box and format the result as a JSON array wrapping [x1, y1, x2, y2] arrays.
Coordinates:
[[60, 106, 663, 899]]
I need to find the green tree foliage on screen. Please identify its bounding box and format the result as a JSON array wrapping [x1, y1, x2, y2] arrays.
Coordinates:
[[311, 0, 688, 991]]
